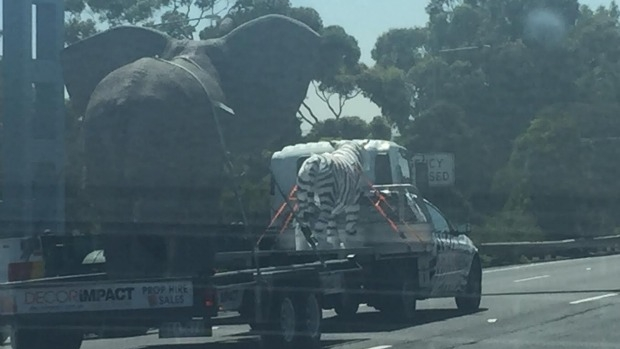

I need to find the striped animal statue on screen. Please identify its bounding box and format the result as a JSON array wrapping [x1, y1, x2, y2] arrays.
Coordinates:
[[295, 140, 370, 248]]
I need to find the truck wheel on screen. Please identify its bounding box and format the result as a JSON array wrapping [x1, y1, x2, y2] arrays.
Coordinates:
[[260, 294, 298, 349], [10, 327, 40, 349], [48, 330, 84, 349], [295, 293, 322, 349], [381, 279, 417, 322], [334, 292, 359, 319], [456, 259, 482, 313]]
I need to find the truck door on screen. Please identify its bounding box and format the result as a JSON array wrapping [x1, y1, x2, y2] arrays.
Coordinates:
[[422, 200, 461, 295]]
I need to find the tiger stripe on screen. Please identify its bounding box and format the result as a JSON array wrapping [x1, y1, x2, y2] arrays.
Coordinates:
[[295, 141, 368, 245]]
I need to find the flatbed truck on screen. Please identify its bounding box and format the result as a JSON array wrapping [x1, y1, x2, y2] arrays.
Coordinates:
[[0, 184, 482, 349]]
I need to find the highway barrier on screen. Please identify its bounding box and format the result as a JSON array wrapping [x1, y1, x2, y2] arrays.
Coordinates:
[[479, 234, 620, 266]]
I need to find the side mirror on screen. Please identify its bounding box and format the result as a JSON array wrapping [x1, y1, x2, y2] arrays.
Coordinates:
[[453, 223, 472, 236]]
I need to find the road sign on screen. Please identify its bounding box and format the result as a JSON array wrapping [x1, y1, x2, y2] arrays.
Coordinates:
[[412, 153, 455, 187]]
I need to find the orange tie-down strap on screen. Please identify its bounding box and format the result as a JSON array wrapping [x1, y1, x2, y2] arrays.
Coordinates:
[[360, 173, 424, 241], [367, 193, 401, 235], [257, 185, 298, 246], [357, 171, 402, 235]]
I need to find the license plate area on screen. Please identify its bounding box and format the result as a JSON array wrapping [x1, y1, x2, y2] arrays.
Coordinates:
[[159, 320, 212, 338]]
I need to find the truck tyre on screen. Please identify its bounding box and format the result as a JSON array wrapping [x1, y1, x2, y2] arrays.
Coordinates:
[[295, 293, 322, 349], [456, 259, 482, 313], [11, 327, 83, 349], [334, 292, 359, 319], [48, 330, 84, 349], [260, 294, 298, 349], [380, 279, 417, 322], [10, 327, 39, 349]]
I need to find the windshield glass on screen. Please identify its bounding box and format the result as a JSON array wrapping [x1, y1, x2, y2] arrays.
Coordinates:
[[1, 1, 618, 349]]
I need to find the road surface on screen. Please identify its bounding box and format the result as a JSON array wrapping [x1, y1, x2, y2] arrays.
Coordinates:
[[32, 254, 620, 349]]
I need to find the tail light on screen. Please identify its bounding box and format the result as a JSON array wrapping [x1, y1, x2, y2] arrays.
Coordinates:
[[204, 287, 217, 308], [8, 261, 44, 282]]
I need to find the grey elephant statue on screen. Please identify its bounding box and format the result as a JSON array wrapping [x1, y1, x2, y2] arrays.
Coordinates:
[[62, 15, 321, 278]]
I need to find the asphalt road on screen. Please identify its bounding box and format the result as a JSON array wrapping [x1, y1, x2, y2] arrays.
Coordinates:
[[45, 254, 620, 349]]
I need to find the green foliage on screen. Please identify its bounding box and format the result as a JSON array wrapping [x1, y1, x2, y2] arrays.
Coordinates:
[[219, 150, 273, 224], [303, 115, 393, 146], [366, 0, 620, 242], [398, 102, 490, 222], [372, 28, 428, 71], [287, 7, 323, 32], [315, 25, 362, 96], [498, 103, 620, 239], [305, 116, 372, 142], [64, 16, 98, 45], [368, 116, 392, 140], [357, 65, 412, 131], [64, 0, 226, 41], [198, 1, 322, 38], [59, 0, 620, 243], [473, 209, 545, 243]]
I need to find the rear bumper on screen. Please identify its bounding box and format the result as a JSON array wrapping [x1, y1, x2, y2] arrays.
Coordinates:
[[0, 306, 201, 330]]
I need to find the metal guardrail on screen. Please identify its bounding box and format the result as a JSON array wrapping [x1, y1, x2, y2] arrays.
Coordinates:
[[479, 234, 620, 262]]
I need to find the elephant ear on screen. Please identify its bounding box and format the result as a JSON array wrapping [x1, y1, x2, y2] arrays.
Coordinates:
[[61, 26, 173, 115], [212, 14, 321, 121]]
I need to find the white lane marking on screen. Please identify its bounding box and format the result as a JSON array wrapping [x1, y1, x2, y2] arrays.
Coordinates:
[[586, 267, 592, 271], [487, 318, 497, 323], [483, 255, 620, 274], [513, 275, 550, 283], [366, 346, 392, 349], [570, 293, 618, 305], [484, 265, 526, 273]]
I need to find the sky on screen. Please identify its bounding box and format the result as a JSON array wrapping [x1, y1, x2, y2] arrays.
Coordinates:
[[0, 0, 616, 131], [288, 0, 615, 131]]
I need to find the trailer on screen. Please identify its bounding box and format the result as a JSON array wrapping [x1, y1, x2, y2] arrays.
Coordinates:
[[0, 248, 354, 349]]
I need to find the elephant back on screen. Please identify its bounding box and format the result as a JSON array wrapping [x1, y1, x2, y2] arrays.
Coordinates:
[[83, 56, 230, 279]]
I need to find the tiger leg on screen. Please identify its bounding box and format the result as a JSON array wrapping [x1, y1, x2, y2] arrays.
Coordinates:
[[312, 207, 332, 248], [295, 188, 314, 225], [344, 202, 360, 236], [326, 215, 342, 248], [311, 190, 335, 247]]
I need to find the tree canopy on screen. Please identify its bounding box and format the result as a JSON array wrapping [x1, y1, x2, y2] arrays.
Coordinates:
[[360, 0, 620, 242], [59, 0, 620, 241]]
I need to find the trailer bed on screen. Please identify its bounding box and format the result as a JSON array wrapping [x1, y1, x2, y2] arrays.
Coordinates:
[[0, 246, 384, 318]]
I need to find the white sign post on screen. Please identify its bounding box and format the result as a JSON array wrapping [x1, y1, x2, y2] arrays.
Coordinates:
[[412, 153, 455, 187]]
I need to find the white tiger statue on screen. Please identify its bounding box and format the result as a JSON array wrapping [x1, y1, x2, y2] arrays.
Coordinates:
[[295, 140, 370, 248]]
